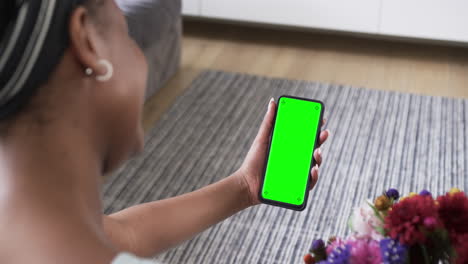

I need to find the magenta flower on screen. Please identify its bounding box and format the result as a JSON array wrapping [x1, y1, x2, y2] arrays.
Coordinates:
[[347, 239, 382, 264]]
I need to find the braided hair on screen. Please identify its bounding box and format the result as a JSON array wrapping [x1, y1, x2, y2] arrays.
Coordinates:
[[0, 0, 94, 122]]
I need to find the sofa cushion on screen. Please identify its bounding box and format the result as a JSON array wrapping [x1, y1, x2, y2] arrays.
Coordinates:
[[116, 0, 182, 99]]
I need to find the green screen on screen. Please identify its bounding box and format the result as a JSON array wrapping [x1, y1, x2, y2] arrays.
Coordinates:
[[261, 97, 322, 206]]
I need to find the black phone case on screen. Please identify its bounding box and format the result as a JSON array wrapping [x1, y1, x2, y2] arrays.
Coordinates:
[[258, 95, 325, 211]]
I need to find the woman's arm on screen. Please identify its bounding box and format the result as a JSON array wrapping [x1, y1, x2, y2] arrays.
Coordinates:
[[103, 171, 250, 257], [103, 98, 329, 257]]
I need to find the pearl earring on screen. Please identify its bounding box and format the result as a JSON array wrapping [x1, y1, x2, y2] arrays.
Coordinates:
[[85, 68, 93, 76]]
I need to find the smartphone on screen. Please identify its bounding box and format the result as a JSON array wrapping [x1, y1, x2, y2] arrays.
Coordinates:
[[259, 95, 324, 211]]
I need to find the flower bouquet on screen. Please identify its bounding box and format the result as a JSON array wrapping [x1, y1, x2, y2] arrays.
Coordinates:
[[303, 188, 468, 264]]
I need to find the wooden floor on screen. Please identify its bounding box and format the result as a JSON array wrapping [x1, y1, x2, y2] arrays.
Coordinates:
[[143, 20, 468, 130]]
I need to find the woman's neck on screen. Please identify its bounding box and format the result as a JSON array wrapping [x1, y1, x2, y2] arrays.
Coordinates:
[[0, 114, 107, 242]]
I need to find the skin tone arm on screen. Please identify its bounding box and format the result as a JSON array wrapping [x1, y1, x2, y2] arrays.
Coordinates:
[[103, 171, 251, 256], [103, 98, 330, 257]]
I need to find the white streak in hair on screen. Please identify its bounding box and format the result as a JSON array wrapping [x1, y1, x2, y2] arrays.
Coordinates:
[[0, 3, 30, 73], [1, 0, 57, 104]]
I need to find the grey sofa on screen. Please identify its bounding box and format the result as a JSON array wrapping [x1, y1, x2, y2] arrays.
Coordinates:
[[116, 0, 182, 99]]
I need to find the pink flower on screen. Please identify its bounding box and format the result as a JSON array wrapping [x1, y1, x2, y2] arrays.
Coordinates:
[[423, 217, 438, 230], [349, 201, 384, 240], [348, 239, 382, 264], [325, 238, 382, 264]]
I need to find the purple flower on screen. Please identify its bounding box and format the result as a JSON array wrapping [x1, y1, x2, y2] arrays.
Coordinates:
[[311, 239, 325, 251], [310, 239, 327, 261], [385, 189, 400, 200], [380, 238, 407, 264], [419, 190, 432, 197], [318, 244, 351, 264]]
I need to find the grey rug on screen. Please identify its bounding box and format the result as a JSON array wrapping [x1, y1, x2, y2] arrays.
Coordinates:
[[103, 70, 468, 264]]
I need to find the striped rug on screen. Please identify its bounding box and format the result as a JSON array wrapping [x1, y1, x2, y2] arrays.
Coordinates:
[[103, 70, 468, 264]]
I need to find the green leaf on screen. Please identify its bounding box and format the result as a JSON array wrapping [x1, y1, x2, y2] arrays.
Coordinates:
[[366, 201, 385, 223], [348, 215, 354, 231], [375, 226, 386, 236], [420, 244, 430, 264], [424, 229, 456, 262]]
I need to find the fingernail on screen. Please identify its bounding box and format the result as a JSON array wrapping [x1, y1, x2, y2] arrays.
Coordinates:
[[326, 129, 331, 137], [311, 164, 318, 173], [266, 98, 274, 113], [318, 148, 322, 155]]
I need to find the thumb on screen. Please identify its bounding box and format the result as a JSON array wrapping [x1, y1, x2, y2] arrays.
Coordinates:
[[254, 98, 276, 146]]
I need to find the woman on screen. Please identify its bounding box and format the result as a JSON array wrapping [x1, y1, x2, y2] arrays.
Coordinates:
[[0, 0, 329, 263]]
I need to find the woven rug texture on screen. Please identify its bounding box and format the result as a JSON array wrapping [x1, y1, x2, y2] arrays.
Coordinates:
[[103, 70, 468, 264]]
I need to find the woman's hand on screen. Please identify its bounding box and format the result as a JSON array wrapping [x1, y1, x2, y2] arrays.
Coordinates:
[[236, 98, 330, 207], [104, 98, 329, 256]]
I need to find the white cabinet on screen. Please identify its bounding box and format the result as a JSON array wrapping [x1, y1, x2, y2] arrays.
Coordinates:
[[183, 0, 200, 16], [182, 0, 468, 44], [380, 0, 468, 43], [200, 0, 381, 34]]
